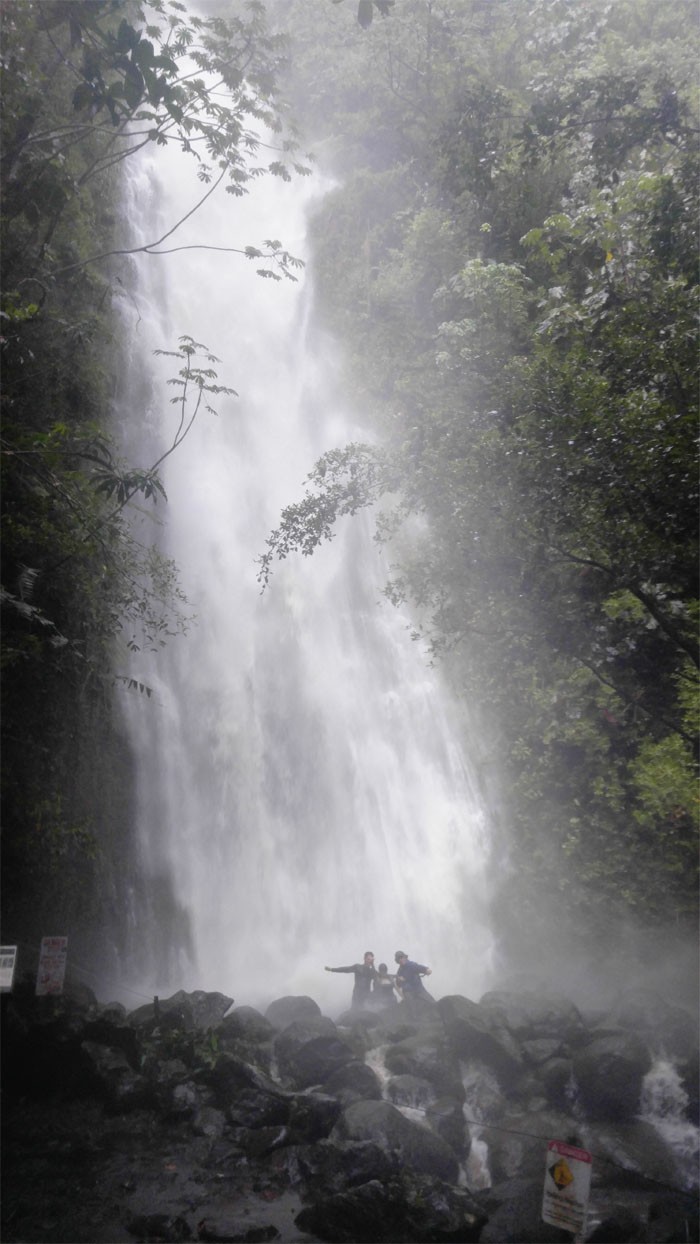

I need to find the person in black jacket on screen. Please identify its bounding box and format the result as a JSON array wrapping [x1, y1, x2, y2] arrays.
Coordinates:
[[324, 951, 377, 1007]]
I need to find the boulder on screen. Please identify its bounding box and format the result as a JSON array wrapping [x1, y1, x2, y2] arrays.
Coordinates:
[[127, 1214, 193, 1241], [226, 1086, 289, 1129], [192, 1104, 227, 1140], [128, 990, 233, 1035], [387, 1073, 436, 1109], [80, 1040, 150, 1111], [295, 1174, 486, 1243], [481, 1109, 580, 1183], [573, 1032, 652, 1119], [286, 1138, 400, 1196], [209, 1052, 289, 1128], [646, 1191, 699, 1244], [198, 1216, 280, 1241], [521, 1038, 566, 1066], [536, 1057, 574, 1111], [580, 1118, 680, 1188], [480, 1178, 572, 1243], [264, 995, 322, 1029], [321, 1059, 383, 1106], [479, 990, 586, 1046], [425, 1096, 470, 1158], [219, 1006, 275, 1044], [438, 995, 522, 1087], [287, 1091, 342, 1142], [84, 1009, 140, 1065], [383, 1029, 465, 1100], [606, 989, 699, 1063], [231, 1123, 291, 1159], [273, 1017, 354, 1089], [145, 1056, 190, 1111], [331, 1099, 460, 1182]]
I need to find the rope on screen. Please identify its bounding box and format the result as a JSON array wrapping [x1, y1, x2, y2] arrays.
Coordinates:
[[461, 1114, 697, 1199]]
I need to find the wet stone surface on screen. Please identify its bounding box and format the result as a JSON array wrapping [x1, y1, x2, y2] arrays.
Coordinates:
[[1, 1098, 316, 1243]]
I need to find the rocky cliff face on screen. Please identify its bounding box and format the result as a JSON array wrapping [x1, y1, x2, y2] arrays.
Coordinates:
[[2, 984, 697, 1242]]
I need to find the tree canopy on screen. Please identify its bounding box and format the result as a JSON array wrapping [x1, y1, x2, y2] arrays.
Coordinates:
[[264, 0, 699, 948], [0, 0, 303, 950]]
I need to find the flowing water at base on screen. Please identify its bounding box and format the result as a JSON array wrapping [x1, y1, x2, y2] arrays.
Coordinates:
[[639, 1058, 699, 1191], [118, 140, 495, 1015]]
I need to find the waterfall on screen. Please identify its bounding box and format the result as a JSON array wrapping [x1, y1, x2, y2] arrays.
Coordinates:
[[639, 1058, 700, 1191], [118, 131, 495, 1015]]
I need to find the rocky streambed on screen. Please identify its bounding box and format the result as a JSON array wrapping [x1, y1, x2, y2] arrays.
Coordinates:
[[2, 982, 697, 1242]]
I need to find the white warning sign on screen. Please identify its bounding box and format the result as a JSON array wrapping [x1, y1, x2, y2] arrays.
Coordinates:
[[0, 945, 18, 991], [542, 1139, 592, 1237], [35, 936, 68, 996]]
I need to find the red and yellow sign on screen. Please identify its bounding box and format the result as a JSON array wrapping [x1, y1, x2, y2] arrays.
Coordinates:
[[542, 1140, 592, 1237]]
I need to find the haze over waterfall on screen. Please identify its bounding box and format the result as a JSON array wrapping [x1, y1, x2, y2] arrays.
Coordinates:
[[121, 143, 494, 1013]]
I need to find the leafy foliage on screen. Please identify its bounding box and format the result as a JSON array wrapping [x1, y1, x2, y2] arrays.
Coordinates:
[[0, 0, 303, 950], [269, 0, 699, 942]]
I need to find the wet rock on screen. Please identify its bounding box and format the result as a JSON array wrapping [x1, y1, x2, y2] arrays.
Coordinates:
[[535, 1056, 574, 1110], [438, 995, 523, 1087], [273, 1017, 354, 1089], [80, 1040, 150, 1111], [580, 1118, 680, 1187], [231, 1123, 291, 1158], [145, 1056, 189, 1108], [425, 1096, 470, 1158], [607, 989, 698, 1059], [129, 990, 233, 1036], [587, 1208, 645, 1242], [295, 1173, 486, 1243], [646, 1190, 699, 1243], [479, 1178, 571, 1243], [171, 1080, 201, 1117], [387, 1073, 436, 1109], [481, 1109, 580, 1182], [226, 1087, 289, 1129], [383, 1028, 466, 1100], [264, 995, 322, 1029], [573, 1032, 653, 1119], [197, 1218, 280, 1242], [521, 1038, 565, 1065], [210, 1052, 287, 1115], [321, 1058, 383, 1105], [85, 1008, 141, 1065], [286, 1137, 400, 1195], [127, 1212, 193, 1241], [331, 1098, 460, 1182], [337, 1007, 385, 1030], [480, 990, 586, 1046], [219, 1006, 275, 1045], [192, 1104, 227, 1139], [287, 1091, 342, 1141]]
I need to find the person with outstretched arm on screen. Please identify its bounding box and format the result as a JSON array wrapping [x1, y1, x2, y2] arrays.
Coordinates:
[[324, 951, 377, 1008]]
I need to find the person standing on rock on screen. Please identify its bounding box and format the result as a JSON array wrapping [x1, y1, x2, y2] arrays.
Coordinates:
[[324, 951, 377, 1008], [372, 962, 400, 1009], [394, 951, 434, 1005]]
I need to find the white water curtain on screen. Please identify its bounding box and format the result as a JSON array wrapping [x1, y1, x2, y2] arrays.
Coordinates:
[[119, 88, 495, 1014]]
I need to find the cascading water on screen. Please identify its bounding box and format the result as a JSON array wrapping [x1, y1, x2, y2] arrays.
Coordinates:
[[118, 129, 495, 1015], [639, 1058, 699, 1191]]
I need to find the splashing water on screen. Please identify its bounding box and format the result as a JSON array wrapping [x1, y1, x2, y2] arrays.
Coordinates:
[[639, 1058, 699, 1191], [118, 133, 496, 1015]]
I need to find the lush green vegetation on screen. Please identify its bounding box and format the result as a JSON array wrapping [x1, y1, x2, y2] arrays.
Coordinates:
[[265, 0, 699, 951], [2, 0, 697, 974], [0, 0, 302, 961]]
